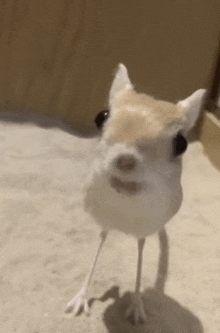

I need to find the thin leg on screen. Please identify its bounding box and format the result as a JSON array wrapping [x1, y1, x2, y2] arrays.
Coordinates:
[[65, 230, 108, 315], [126, 238, 147, 325], [135, 238, 145, 294], [82, 230, 107, 292]]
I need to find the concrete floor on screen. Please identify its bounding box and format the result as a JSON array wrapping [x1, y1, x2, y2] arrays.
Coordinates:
[[0, 113, 219, 333]]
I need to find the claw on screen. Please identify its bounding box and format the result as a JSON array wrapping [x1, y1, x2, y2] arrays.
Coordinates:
[[83, 299, 90, 315], [125, 293, 147, 325], [65, 287, 90, 316]]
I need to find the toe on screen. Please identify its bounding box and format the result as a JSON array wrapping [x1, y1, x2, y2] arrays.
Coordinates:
[[125, 300, 147, 325], [73, 297, 83, 315], [65, 294, 78, 312], [65, 302, 74, 313], [84, 299, 90, 316]]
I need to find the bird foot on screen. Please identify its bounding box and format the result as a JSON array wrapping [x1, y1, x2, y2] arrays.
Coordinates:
[[65, 286, 90, 316], [126, 293, 147, 325]]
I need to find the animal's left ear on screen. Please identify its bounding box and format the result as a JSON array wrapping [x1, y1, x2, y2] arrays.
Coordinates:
[[178, 89, 206, 131]]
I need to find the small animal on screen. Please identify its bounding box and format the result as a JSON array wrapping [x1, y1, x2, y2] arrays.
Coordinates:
[[65, 64, 206, 325]]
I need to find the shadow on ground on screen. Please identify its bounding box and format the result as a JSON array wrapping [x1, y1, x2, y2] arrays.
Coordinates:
[[96, 229, 204, 333], [99, 286, 203, 333]]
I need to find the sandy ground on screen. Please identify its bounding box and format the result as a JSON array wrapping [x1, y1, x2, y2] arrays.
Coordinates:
[[0, 113, 220, 333]]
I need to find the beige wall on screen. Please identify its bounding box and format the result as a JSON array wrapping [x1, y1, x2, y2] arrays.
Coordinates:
[[0, 0, 219, 133]]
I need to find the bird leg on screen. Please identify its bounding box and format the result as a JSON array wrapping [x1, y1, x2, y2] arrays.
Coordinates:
[[126, 238, 147, 325], [65, 230, 108, 315]]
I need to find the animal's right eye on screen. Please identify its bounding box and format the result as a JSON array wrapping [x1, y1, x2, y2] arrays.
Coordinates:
[[94, 110, 109, 129], [173, 133, 188, 157]]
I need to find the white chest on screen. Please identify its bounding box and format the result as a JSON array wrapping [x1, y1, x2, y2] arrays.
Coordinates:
[[83, 171, 182, 238]]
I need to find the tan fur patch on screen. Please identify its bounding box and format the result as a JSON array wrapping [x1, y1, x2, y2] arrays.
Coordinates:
[[105, 90, 186, 144]]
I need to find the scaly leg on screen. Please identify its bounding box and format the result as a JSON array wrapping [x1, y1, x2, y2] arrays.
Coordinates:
[[65, 230, 108, 315], [126, 238, 147, 325]]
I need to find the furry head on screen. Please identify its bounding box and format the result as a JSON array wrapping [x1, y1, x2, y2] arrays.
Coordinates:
[[84, 64, 206, 238]]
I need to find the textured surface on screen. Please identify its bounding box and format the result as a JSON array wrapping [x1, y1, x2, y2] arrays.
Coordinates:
[[0, 114, 220, 332]]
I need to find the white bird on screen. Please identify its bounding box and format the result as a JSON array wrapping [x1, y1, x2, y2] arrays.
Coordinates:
[[65, 63, 206, 325]]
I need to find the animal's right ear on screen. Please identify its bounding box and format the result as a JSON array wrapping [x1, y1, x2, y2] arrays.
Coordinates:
[[109, 63, 133, 105], [177, 89, 206, 131]]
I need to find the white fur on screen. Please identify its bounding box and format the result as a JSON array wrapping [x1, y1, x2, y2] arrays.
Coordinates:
[[178, 89, 206, 131], [84, 155, 182, 238], [83, 64, 205, 239]]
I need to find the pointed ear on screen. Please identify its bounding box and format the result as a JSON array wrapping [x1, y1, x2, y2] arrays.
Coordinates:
[[178, 89, 206, 131], [109, 63, 133, 104]]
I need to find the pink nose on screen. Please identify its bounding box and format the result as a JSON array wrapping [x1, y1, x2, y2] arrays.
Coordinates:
[[116, 154, 136, 172]]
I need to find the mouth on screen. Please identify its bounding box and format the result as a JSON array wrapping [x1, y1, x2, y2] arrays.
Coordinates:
[[110, 176, 141, 195]]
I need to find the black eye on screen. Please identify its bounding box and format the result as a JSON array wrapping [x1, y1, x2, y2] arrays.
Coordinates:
[[173, 133, 187, 156], [94, 109, 109, 129]]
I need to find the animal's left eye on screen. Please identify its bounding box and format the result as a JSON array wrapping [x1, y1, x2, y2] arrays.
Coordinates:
[[173, 133, 187, 156]]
